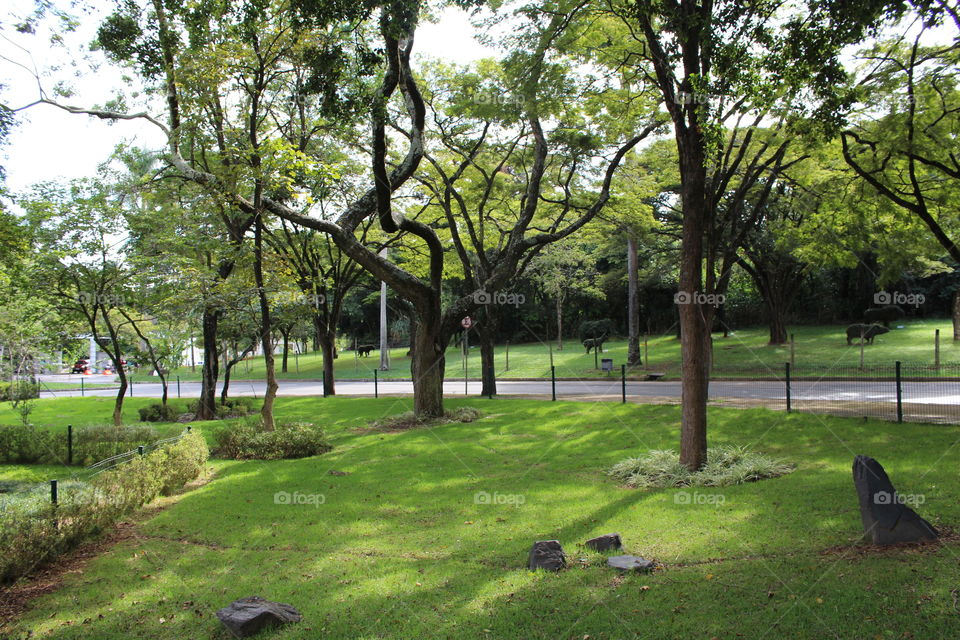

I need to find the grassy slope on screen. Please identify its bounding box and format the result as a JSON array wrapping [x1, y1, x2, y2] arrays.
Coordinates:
[[4, 396, 960, 639], [166, 318, 960, 381]]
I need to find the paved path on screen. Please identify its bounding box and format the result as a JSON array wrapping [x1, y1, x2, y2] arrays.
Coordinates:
[[36, 377, 960, 405]]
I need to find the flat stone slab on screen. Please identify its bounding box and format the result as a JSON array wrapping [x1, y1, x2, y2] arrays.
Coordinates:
[[585, 533, 622, 552], [216, 596, 302, 638], [852, 455, 937, 545], [528, 540, 566, 571], [607, 555, 655, 572]]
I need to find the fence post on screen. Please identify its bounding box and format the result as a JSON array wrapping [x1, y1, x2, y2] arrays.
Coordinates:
[[790, 334, 796, 367], [935, 330, 940, 371], [322, 370, 327, 398], [138, 445, 145, 457], [129, 376, 133, 397], [50, 479, 58, 506], [621, 364, 626, 404], [81, 377, 84, 397], [551, 365, 556, 401], [374, 369, 378, 399], [505, 341, 510, 372], [895, 360, 903, 423], [644, 335, 649, 368], [785, 362, 792, 413], [186, 425, 192, 434], [67, 425, 73, 466], [177, 376, 181, 398]]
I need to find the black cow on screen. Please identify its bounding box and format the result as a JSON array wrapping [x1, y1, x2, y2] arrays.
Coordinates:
[[356, 344, 375, 357], [846, 323, 890, 345], [863, 304, 905, 327]]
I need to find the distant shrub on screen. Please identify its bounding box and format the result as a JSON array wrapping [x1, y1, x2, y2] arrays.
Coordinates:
[[0, 423, 158, 466], [608, 446, 794, 488], [188, 397, 256, 419], [0, 381, 40, 402], [0, 430, 208, 584], [0, 424, 58, 464], [138, 402, 183, 423], [214, 419, 332, 460]]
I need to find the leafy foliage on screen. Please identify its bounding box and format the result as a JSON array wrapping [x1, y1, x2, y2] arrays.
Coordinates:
[[608, 446, 795, 488]]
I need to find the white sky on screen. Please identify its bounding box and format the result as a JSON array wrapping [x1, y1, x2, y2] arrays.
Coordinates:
[[0, 2, 494, 194]]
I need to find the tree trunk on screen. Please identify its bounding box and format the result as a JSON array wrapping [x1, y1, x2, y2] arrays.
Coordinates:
[[221, 359, 234, 405], [281, 329, 290, 373], [626, 233, 642, 366], [478, 306, 499, 397], [312, 313, 322, 352], [555, 296, 564, 351], [678, 146, 709, 472], [953, 289, 960, 341], [197, 307, 220, 420], [254, 218, 279, 431], [766, 300, 788, 345], [409, 307, 445, 417], [319, 331, 337, 396]]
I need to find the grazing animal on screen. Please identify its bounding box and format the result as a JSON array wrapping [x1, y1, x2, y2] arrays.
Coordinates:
[[582, 337, 606, 354], [356, 344, 375, 357], [863, 304, 905, 327], [846, 323, 890, 345]]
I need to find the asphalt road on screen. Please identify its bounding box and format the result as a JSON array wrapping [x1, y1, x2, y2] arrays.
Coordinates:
[[36, 377, 960, 405]]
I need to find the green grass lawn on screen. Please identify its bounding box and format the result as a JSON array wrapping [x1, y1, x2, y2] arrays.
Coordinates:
[[168, 318, 960, 382], [3, 396, 959, 639]]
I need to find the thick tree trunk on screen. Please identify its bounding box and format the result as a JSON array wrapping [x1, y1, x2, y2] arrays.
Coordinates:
[[254, 218, 278, 431], [626, 233, 642, 366], [478, 306, 499, 396], [319, 332, 337, 396], [409, 307, 445, 417], [678, 148, 709, 472], [197, 307, 220, 420], [766, 300, 788, 345], [953, 289, 960, 341]]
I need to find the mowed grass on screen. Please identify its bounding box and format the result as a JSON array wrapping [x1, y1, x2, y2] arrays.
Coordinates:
[[3, 395, 960, 639], [168, 318, 960, 382]]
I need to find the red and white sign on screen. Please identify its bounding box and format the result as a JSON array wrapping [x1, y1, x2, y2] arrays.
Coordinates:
[[461, 316, 472, 329]]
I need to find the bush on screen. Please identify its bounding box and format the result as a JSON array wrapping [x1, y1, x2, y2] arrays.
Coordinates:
[[608, 446, 794, 488], [138, 402, 184, 422], [0, 423, 160, 466], [0, 430, 208, 584], [0, 381, 40, 402], [214, 419, 332, 460], [0, 424, 59, 464], [188, 396, 256, 419]]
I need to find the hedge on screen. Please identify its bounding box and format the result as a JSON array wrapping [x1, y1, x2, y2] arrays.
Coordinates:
[[0, 431, 209, 584]]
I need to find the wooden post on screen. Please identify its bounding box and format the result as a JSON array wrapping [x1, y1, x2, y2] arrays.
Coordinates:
[[505, 341, 510, 372], [790, 333, 796, 367]]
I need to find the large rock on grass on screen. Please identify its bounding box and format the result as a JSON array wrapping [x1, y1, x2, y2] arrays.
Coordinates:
[[528, 540, 566, 571], [607, 555, 656, 572], [585, 533, 622, 552], [216, 596, 302, 637], [852, 455, 937, 545]]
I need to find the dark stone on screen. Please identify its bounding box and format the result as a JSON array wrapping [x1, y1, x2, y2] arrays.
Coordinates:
[[852, 455, 938, 545], [607, 555, 655, 572], [216, 596, 302, 638], [528, 540, 566, 571], [585, 533, 622, 552]]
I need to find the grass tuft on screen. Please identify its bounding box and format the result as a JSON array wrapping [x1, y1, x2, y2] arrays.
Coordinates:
[[608, 445, 795, 488]]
